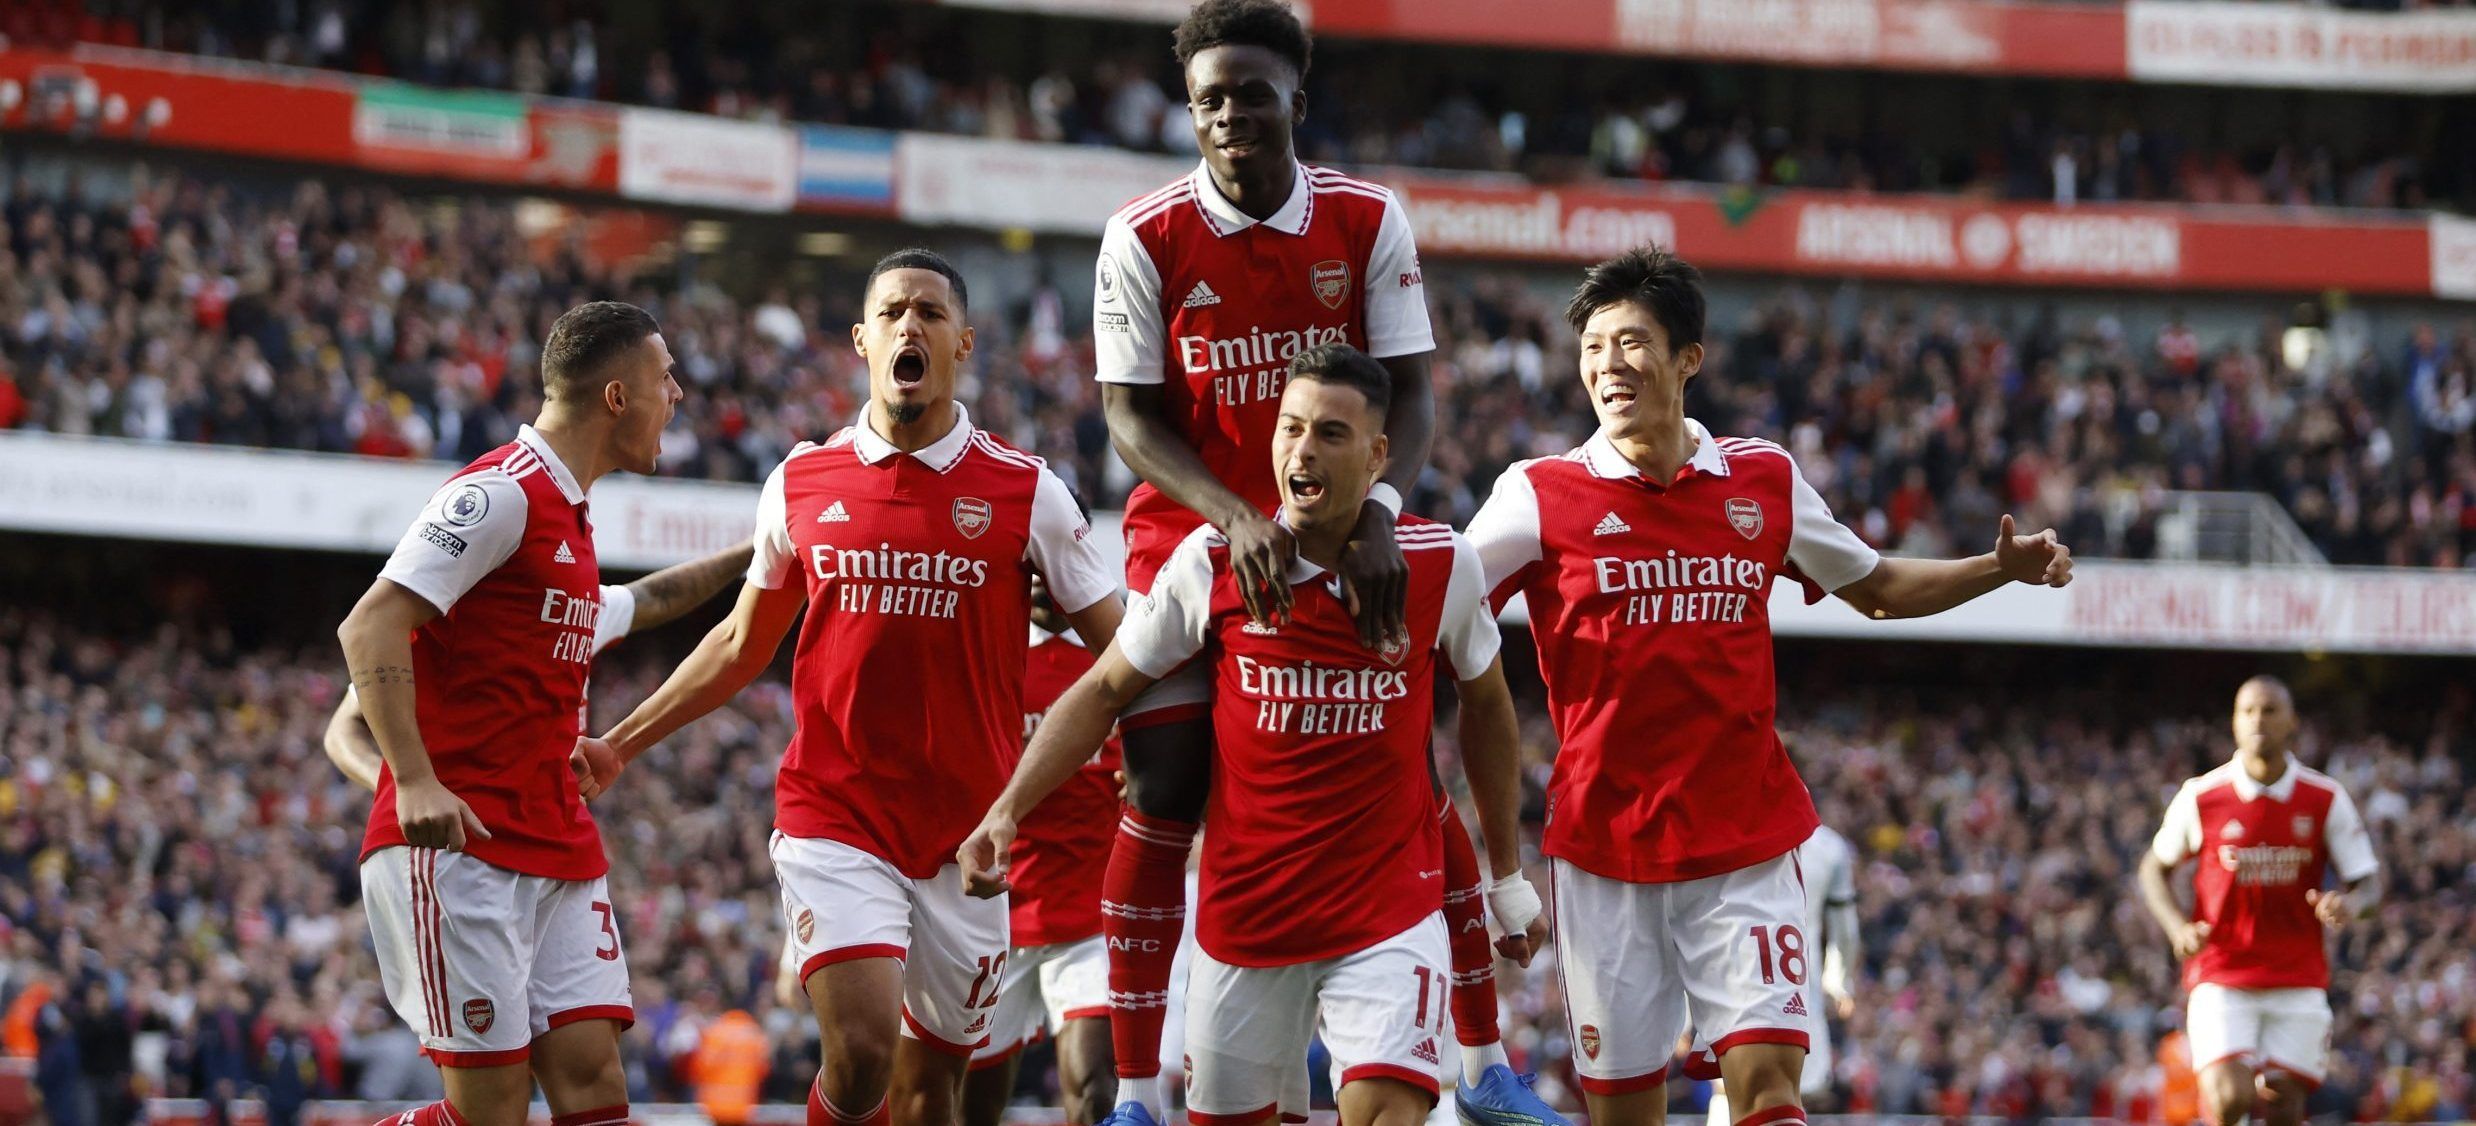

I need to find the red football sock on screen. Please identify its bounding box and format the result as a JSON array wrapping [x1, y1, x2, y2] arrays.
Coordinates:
[[550, 1106, 629, 1126], [1440, 804, 1501, 1047], [1103, 808, 1196, 1079], [384, 1101, 470, 1126], [1735, 1105, 1808, 1126], [810, 1078, 889, 1126]]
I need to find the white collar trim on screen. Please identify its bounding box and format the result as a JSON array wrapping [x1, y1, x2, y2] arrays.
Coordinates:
[[851, 401, 975, 472], [1189, 160, 1313, 238], [514, 424, 587, 503]]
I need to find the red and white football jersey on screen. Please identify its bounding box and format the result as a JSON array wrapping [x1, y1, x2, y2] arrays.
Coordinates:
[[364, 425, 611, 880], [750, 403, 1120, 879], [1467, 422, 1881, 884], [2151, 756, 2379, 991], [1115, 516, 1499, 967], [1007, 626, 1122, 948], [1095, 161, 1434, 591]]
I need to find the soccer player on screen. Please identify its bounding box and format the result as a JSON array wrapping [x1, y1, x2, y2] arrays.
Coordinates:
[[335, 300, 680, 1126], [2138, 676, 2382, 1126], [962, 577, 1121, 1126], [325, 545, 752, 791], [1094, 6, 1542, 1123], [571, 250, 1123, 1126], [962, 344, 1549, 1126], [1466, 246, 2075, 1126], [1707, 824, 1862, 1123]]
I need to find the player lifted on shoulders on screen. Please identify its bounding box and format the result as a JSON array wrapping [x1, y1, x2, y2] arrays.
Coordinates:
[[1466, 247, 2074, 1126], [326, 544, 751, 791], [961, 576, 1126, 1126], [1093, 6, 1548, 1123], [2139, 677, 2381, 1126], [336, 300, 681, 1126], [572, 251, 1124, 1126], [963, 344, 1549, 1126]]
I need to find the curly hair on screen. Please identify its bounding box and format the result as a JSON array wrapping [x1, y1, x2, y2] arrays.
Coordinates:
[[1173, 0, 1311, 80]]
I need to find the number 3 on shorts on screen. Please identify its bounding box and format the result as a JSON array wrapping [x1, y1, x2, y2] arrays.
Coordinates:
[[1748, 924, 1805, 985], [593, 901, 620, 961]]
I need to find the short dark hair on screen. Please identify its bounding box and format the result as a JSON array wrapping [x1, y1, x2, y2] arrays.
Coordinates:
[[1288, 343, 1390, 418], [1564, 245, 1705, 351], [865, 248, 969, 312], [541, 301, 659, 399], [1174, 0, 1311, 80]]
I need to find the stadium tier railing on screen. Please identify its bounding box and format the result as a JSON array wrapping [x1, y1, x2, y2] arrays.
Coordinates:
[[1, 43, 2470, 299], [2152, 491, 2329, 567]]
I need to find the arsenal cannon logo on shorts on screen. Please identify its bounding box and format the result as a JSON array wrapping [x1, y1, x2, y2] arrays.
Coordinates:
[[462, 997, 496, 1035]]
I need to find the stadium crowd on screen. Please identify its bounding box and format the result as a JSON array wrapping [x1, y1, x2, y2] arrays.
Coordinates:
[[4, 171, 2473, 568], [2, 593, 2472, 1122], [4, 0, 2467, 212]]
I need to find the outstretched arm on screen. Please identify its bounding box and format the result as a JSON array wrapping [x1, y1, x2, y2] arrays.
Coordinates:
[[1834, 514, 2073, 620], [573, 580, 806, 798], [623, 545, 755, 632], [958, 642, 1158, 896]]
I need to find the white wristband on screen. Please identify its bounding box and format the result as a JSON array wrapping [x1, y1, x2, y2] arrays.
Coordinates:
[[1367, 482, 1403, 517], [1485, 871, 1542, 937]]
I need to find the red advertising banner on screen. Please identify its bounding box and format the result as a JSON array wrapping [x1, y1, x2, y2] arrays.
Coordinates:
[[1385, 176, 2438, 296], [1302, 0, 2126, 76]]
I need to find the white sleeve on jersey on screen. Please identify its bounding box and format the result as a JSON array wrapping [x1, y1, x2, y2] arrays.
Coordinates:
[[2151, 781, 2203, 866], [1094, 217, 1169, 386], [2323, 783, 2381, 883], [1027, 467, 1123, 615], [1117, 529, 1216, 679], [748, 456, 799, 590], [1465, 464, 1543, 600], [377, 471, 532, 615], [592, 583, 636, 655], [1364, 195, 1436, 359], [1439, 533, 1503, 681], [1784, 452, 1882, 593]]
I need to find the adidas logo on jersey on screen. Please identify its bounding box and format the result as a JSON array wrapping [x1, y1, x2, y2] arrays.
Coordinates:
[[1783, 993, 1807, 1017], [1241, 620, 1280, 636], [553, 541, 576, 564], [1183, 280, 1223, 308], [2222, 820, 2246, 840], [817, 500, 851, 523], [1594, 511, 1632, 536]]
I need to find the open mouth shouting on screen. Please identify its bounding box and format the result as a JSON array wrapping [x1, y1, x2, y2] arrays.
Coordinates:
[[890, 345, 928, 391], [1284, 470, 1328, 508]]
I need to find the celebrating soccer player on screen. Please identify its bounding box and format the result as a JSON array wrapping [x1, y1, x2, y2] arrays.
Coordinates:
[[1091, 5, 1548, 1122], [1465, 246, 2075, 1126], [336, 300, 681, 1126], [572, 250, 1122, 1126], [2138, 677, 2382, 1126], [962, 344, 1548, 1126]]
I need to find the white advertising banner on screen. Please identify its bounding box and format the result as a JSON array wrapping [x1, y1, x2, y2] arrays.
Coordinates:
[[0, 432, 759, 570], [617, 107, 798, 212], [2127, 1, 2476, 93], [2431, 214, 2476, 302], [895, 134, 1186, 236]]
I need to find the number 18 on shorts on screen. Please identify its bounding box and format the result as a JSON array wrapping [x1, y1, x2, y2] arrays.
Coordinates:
[[1553, 851, 1817, 1092], [1184, 913, 1453, 1124]]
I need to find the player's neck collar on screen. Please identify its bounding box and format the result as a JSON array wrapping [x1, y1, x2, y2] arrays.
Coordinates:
[[2231, 753, 2300, 801], [1189, 160, 1312, 237], [514, 423, 588, 503], [851, 400, 974, 472], [1585, 418, 1729, 482]]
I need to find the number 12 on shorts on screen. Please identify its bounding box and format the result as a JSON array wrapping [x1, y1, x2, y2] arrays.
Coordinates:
[[1748, 924, 1805, 985]]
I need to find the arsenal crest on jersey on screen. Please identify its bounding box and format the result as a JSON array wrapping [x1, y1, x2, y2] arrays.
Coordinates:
[[1378, 631, 1411, 667], [462, 998, 496, 1035], [1311, 259, 1351, 310], [2293, 815, 2315, 839], [952, 497, 994, 539], [1725, 497, 1764, 539]]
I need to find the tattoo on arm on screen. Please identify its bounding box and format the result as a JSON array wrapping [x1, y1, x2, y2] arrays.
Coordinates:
[[352, 665, 415, 688]]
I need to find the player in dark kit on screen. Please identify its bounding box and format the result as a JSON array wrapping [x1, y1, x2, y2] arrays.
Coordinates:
[[1090, 6, 1557, 1125]]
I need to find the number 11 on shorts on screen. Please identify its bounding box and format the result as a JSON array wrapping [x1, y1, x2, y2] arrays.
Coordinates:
[[1748, 924, 1805, 985]]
